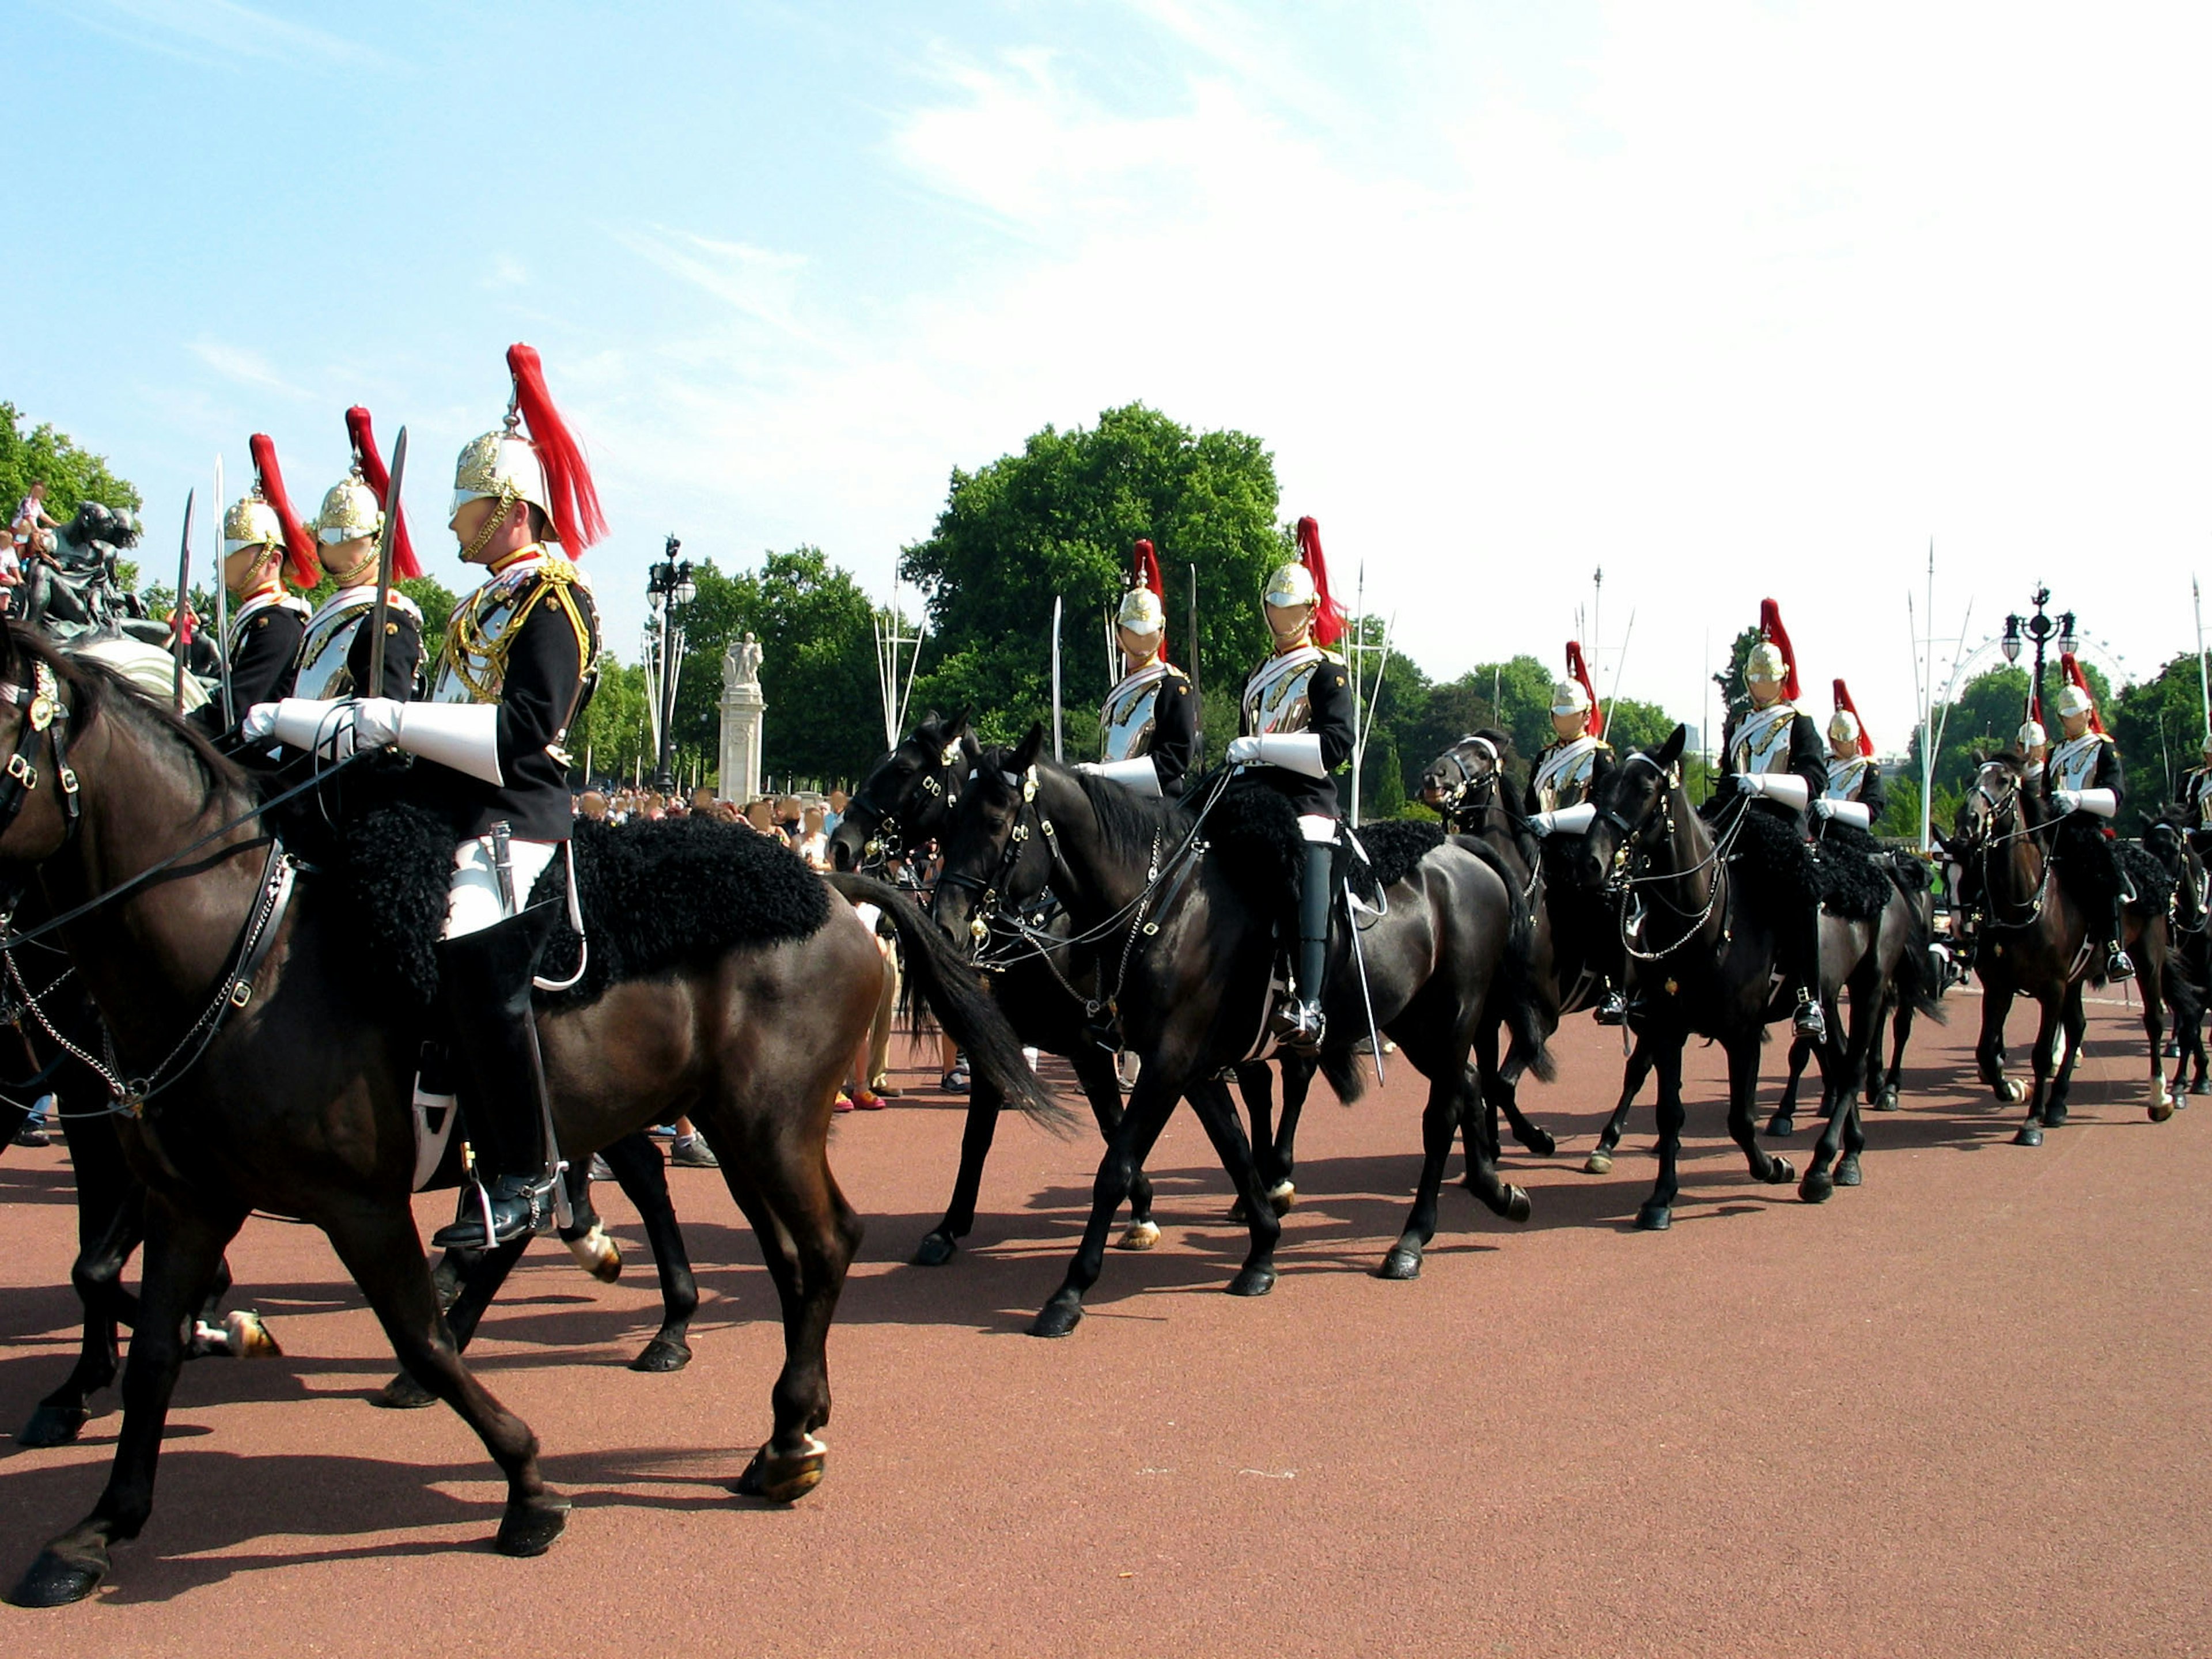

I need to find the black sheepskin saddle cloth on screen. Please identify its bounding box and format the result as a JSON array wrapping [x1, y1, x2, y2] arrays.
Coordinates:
[[2118, 840, 2176, 915], [2046, 816, 2175, 917], [1704, 801, 1889, 922], [1206, 783, 1448, 909], [328, 808, 832, 1012]]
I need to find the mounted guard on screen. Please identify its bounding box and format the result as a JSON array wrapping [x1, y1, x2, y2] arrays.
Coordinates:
[[2175, 731, 2212, 855], [297, 407, 426, 699], [1819, 679, 1883, 831], [1522, 643, 1627, 1024], [2043, 654, 2131, 981], [1223, 515, 1353, 1051], [1077, 538, 1195, 798], [244, 343, 605, 1247], [192, 434, 317, 741], [1720, 599, 1828, 1043]]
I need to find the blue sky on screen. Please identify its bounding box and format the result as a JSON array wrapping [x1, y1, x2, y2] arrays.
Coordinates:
[[9, 1, 2211, 749]]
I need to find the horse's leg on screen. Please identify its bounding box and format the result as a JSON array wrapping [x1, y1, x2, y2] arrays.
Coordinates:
[[18, 1168, 143, 1448], [1270, 1056, 1317, 1208], [1979, 983, 2025, 1104], [1585, 1033, 1654, 1176], [1880, 995, 1912, 1112], [2139, 957, 2176, 1122], [9, 1196, 243, 1607], [375, 1235, 530, 1409], [1724, 1033, 1797, 1195], [913, 1070, 1006, 1266], [1767, 1035, 1810, 1138], [1032, 1070, 1184, 1338], [2045, 983, 2091, 1128], [1634, 1035, 1690, 1230], [709, 1115, 861, 1502], [600, 1130, 701, 1369], [1230, 1061, 1277, 1224], [1491, 1060, 1558, 1158], [2014, 991, 2062, 1146], [1804, 979, 1875, 1202], [1070, 1046, 1160, 1245], [1383, 1066, 1469, 1281], [1180, 1074, 1282, 1298]]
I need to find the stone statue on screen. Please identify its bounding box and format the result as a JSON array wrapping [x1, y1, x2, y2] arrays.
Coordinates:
[[719, 631, 766, 802], [726, 631, 763, 688]]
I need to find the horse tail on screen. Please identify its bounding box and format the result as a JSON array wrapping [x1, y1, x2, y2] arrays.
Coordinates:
[[824, 873, 1071, 1131], [1320, 1043, 1367, 1106], [1895, 890, 1948, 1024]]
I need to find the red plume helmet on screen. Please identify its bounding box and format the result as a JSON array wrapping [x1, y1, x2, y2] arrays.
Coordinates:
[[344, 406, 421, 581], [1566, 641, 1603, 738], [1131, 537, 1166, 652], [1757, 597, 1800, 701], [506, 344, 607, 552], [1832, 677, 1873, 757], [249, 433, 320, 589], [2061, 653, 2105, 735], [1294, 516, 1346, 647]]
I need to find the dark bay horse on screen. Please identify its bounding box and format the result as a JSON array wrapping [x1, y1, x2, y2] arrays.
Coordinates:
[[0, 628, 1050, 1607], [1953, 756, 2175, 1144], [1572, 729, 1843, 1226], [933, 727, 1550, 1335], [2142, 816, 2209, 1097], [830, 713, 1316, 1260]]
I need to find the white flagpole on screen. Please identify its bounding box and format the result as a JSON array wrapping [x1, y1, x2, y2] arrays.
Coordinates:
[[2194, 575, 2209, 741]]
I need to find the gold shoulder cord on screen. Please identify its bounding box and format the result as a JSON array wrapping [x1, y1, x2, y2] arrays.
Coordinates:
[[440, 560, 599, 703]]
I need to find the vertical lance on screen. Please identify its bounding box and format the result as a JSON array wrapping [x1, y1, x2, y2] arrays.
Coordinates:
[[213, 455, 232, 729], [1185, 562, 1202, 764], [1051, 595, 1065, 764], [2195, 575, 2210, 743], [366, 426, 407, 699], [171, 489, 195, 712]]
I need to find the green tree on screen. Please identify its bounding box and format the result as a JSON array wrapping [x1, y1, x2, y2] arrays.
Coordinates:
[[900, 403, 1287, 749], [575, 655, 652, 786], [2111, 651, 2207, 820], [1603, 696, 1676, 755], [0, 402, 141, 524]]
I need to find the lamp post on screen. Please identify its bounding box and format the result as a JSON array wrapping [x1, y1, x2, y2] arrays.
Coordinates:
[[646, 535, 696, 793], [1999, 585, 2077, 729]]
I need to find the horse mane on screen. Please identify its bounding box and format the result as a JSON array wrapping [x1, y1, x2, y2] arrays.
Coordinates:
[[7, 625, 251, 809]]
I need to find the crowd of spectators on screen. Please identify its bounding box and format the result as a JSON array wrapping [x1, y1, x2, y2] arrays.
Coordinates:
[[571, 784, 852, 873]]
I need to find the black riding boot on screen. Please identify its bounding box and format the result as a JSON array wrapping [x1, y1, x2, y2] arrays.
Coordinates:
[[1275, 841, 1335, 1052], [2108, 897, 2135, 981], [1789, 902, 1828, 1043], [430, 903, 564, 1251]]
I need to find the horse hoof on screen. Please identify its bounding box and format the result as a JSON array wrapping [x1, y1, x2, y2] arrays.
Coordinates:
[[1765, 1114, 1797, 1138], [1876, 1088, 1900, 1113], [1503, 1185, 1532, 1224], [1029, 1298, 1084, 1339], [5, 1544, 107, 1608], [1268, 1180, 1297, 1216], [2151, 1097, 2176, 1124], [628, 1335, 692, 1374], [224, 1309, 281, 1358], [1799, 1171, 1834, 1205], [494, 1490, 571, 1556], [2043, 1103, 2068, 1129], [1116, 1220, 1162, 1252], [1516, 1127, 1558, 1158], [1997, 1079, 2025, 1104], [14, 1403, 89, 1449], [563, 1225, 622, 1284], [2014, 1124, 2044, 1148], [1377, 1247, 1422, 1280], [731, 1436, 827, 1503], [1225, 1266, 1277, 1298], [2192, 1077, 2210, 1097], [1834, 1155, 1863, 1187], [1765, 1156, 1796, 1186], [375, 1372, 438, 1411], [1582, 1152, 1614, 1176], [1634, 1203, 1672, 1232], [910, 1231, 959, 1268]]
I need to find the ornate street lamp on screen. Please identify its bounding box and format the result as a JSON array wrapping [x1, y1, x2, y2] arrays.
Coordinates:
[[2000, 585, 2071, 729], [646, 535, 696, 793]]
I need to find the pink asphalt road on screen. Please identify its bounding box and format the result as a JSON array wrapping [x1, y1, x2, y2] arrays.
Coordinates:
[[0, 991, 2204, 1656]]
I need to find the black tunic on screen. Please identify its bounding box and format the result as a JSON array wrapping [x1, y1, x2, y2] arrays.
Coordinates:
[[2041, 734, 2125, 823], [416, 572, 598, 841], [1237, 653, 1355, 820], [1147, 667, 1198, 797], [1719, 704, 1826, 834], [190, 597, 306, 740], [341, 605, 426, 701]]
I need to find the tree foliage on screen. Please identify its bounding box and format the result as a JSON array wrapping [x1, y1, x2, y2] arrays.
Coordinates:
[[0, 402, 141, 522]]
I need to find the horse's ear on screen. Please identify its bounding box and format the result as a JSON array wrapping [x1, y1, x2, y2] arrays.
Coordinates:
[[1010, 722, 1044, 774], [948, 708, 972, 744], [1656, 725, 1687, 768]]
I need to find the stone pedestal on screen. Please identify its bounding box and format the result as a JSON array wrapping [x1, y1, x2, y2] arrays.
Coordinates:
[[719, 633, 765, 801]]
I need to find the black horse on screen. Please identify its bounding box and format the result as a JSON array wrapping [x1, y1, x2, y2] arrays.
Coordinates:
[[933, 728, 1551, 1335], [0, 626, 1051, 1606], [2142, 816, 2210, 1096], [1950, 756, 2177, 1143], [829, 713, 1317, 1258]]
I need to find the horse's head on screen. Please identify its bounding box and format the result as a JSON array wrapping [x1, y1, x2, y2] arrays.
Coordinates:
[[1955, 753, 2027, 853], [932, 722, 1053, 957], [1420, 729, 1511, 821], [1574, 725, 1687, 894], [829, 708, 973, 873]]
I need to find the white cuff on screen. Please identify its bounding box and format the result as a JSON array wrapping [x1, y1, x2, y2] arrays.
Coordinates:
[[395, 702, 504, 786], [1253, 733, 1328, 778], [1533, 802, 1597, 836], [2073, 787, 2117, 819], [1756, 774, 1810, 810], [1827, 800, 1873, 829], [267, 698, 358, 755], [1087, 756, 1162, 798]]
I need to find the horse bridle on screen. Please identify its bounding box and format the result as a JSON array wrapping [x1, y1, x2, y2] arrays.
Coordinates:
[[1961, 765, 2055, 929], [1602, 753, 1740, 960], [935, 763, 1068, 949], [0, 662, 84, 855], [847, 737, 965, 873], [1427, 735, 1500, 821]]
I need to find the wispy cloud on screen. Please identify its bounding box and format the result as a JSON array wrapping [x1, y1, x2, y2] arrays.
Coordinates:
[[185, 338, 311, 400], [46, 0, 387, 70], [613, 226, 827, 349]]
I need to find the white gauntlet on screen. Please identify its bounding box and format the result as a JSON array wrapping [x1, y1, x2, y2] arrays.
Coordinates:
[[1528, 802, 1597, 836], [1077, 756, 1162, 798], [1737, 772, 1810, 810], [1225, 732, 1326, 778]]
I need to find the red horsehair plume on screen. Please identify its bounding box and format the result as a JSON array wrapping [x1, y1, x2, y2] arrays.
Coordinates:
[[2061, 653, 2105, 735], [1832, 677, 1874, 757], [1294, 516, 1346, 648], [344, 406, 421, 580], [249, 433, 320, 589], [1131, 538, 1166, 651], [1566, 641, 1603, 738], [1757, 597, 1800, 702], [506, 344, 607, 552]]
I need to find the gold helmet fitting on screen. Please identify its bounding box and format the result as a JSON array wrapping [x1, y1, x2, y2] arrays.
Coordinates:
[[1117, 585, 1166, 636], [1264, 560, 1316, 610], [222, 491, 285, 558], [317, 467, 384, 546]]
